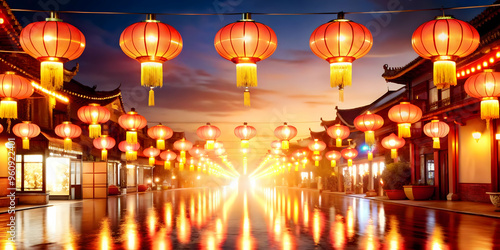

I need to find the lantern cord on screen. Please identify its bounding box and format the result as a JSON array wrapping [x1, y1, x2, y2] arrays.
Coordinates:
[[9, 3, 500, 16]]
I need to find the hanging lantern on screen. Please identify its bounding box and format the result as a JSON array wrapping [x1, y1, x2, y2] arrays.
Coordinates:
[[412, 16, 479, 89], [176, 155, 186, 171], [464, 69, 500, 126], [54, 121, 82, 151], [93, 135, 116, 161], [367, 150, 373, 161], [423, 120, 450, 149], [354, 111, 384, 147], [214, 13, 277, 106], [188, 157, 197, 171], [388, 102, 422, 138], [143, 146, 161, 166], [147, 123, 173, 150], [381, 133, 406, 159], [19, 12, 85, 91], [160, 150, 177, 170], [274, 122, 297, 149], [0, 124, 3, 134], [118, 108, 147, 144], [311, 155, 322, 167], [234, 122, 257, 148], [120, 14, 182, 106], [271, 140, 282, 149], [189, 145, 206, 158], [341, 147, 358, 167], [310, 13, 373, 102], [173, 138, 193, 161], [308, 139, 326, 155], [118, 141, 140, 161], [77, 103, 110, 138], [12, 121, 40, 149], [327, 124, 350, 147], [0, 72, 34, 119], [325, 150, 341, 167], [196, 123, 221, 150]]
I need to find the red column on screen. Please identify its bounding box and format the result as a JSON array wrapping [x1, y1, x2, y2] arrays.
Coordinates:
[[490, 119, 498, 192], [448, 122, 459, 200], [434, 150, 440, 199], [410, 142, 416, 183]]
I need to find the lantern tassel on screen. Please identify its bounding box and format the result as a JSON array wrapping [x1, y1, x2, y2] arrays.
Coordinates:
[[89, 124, 101, 139], [179, 163, 184, 171], [206, 140, 215, 150], [126, 151, 137, 161], [391, 149, 398, 159], [0, 98, 17, 119], [180, 151, 185, 160], [348, 159, 352, 167], [365, 131, 375, 147], [41, 61, 64, 91], [141, 62, 163, 88], [126, 131, 137, 144], [295, 165, 299, 171], [236, 63, 257, 87], [330, 62, 352, 88], [302, 163, 306, 169], [368, 152, 373, 161], [339, 86, 344, 102], [164, 161, 171, 170], [64, 138, 72, 151], [157, 139, 165, 150], [190, 164, 194, 171], [336, 138, 342, 147], [281, 140, 289, 150], [433, 60, 456, 89], [481, 98, 499, 122], [397, 123, 412, 138], [433, 138, 440, 149], [331, 160, 336, 167], [241, 140, 249, 148], [244, 88, 251, 107], [148, 88, 155, 106], [149, 157, 155, 166], [315, 160, 319, 167], [101, 149, 108, 161], [22, 138, 29, 150]]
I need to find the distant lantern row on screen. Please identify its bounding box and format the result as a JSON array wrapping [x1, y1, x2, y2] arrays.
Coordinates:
[[16, 11, 481, 107]]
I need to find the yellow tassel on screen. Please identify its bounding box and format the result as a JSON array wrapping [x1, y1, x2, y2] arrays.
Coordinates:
[[365, 131, 375, 147], [190, 165, 194, 171], [331, 160, 336, 167], [48, 96, 56, 110], [244, 89, 251, 107], [295, 165, 298, 171], [368, 152, 373, 161], [236, 63, 257, 87], [330, 62, 352, 88], [281, 140, 289, 150], [141, 62, 163, 87], [433, 138, 440, 149], [315, 161, 319, 167], [64, 138, 72, 151], [148, 88, 155, 106], [336, 138, 342, 147], [206, 140, 215, 150], [348, 159, 352, 167], [22, 138, 29, 150], [0, 98, 17, 119], [126, 131, 137, 144], [481, 98, 499, 121], [102, 149, 108, 161], [149, 157, 155, 166], [397, 123, 411, 138], [41, 61, 64, 91], [339, 87, 344, 102], [302, 163, 306, 169], [241, 140, 249, 148], [179, 163, 184, 171], [433, 60, 456, 89], [164, 161, 171, 170], [180, 151, 185, 160], [391, 149, 397, 159], [157, 139, 165, 150], [89, 124, 101, 139], [126, 151, 137, 161]]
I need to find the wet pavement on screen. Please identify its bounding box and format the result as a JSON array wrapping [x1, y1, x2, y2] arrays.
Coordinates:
[[4, 186, 500, 249]]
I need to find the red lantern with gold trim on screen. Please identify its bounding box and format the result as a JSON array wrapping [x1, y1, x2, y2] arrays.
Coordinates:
[[311, 154, 322, 167], [160, 150, 177, 170], [327, 124, 350, 147], [120, 14, 182, 106], [423, 120, 450, 149], [354, 111, 384, 147], [20, 13, 85, 91], [143, 146, 160, 166], [341, 147, 358, 167], [308, 139, 326, 155], [214, 13, 277, 106], [189, 145, 206, 158], [464, 69, 500, 126], [197, 123, 221, 150], [93, 135, 115, 161], [274, 122, 297, 150], [310, 13, 373, 102], [381, 133, 406, 159], [118, 141, 140, 161], [234, 122, 257, 148], [0, 72, 34, 119], [325, 150, 341, 167], [77, 103, 110, 138], [12, 121, 40, 149], [174, 138, 193, 161], [147, 123, 173, 150], [388, 102, 422, 138], [55, 121, 82, 151], [118, 108, 147, 144], [412, 16, 479, 89]]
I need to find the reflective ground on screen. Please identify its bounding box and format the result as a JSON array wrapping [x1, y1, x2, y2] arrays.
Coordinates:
[[5, 186, 500, 249]]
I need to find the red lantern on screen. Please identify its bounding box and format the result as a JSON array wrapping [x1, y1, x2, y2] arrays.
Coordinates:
[[189, 145, 206, 158], [310, 13, 373, 102], [274, 122, 297, 149], [176, 155, 187, 171], [120, 14, 182, 106], [214, 13, 277, 106], [143, 146, 161, 166], [388, 102, 422, 138], [325, 150, 341, 167], [308, 139, 326, 155], [20, 13, 85, 91], [311, 154, 322, 167], [196, 123, 221, 150], [0, 72, 34, 119], [12, 121, 40, 149], [173, 138, 193, 161], [234, 122, 257, 148], [77, 103, 110, 138], [327, 124, 350, 147], [118, 141, 140, 161], [354, 111, 384, 147], [341, 147, 358, 167], [464, 69, 500, 126], [118, 108, 147, 144], [412, 16, 479, 89], [160, 150, 177, 170], [147, 123, 173, 150], [423, 120, 450, 149], [93, 135, 116, 161], [54, 121, 82, 151], [188, 157, 198, 171], [381, 133, 406, 159], [0, 124, 3, 134]]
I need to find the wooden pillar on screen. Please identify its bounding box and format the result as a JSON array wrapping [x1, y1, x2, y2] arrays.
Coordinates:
[[490, 119, 498, 192], [433, 150, 440, 199], [410, 142, 416, 183], [447, 122, 459, 200]]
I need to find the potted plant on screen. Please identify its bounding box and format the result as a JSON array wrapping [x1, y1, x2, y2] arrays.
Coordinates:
[[404, 181, 435, 200], [381, 162, 411, 200]]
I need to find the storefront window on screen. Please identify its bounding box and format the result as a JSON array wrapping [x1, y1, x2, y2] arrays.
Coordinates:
[[46, 157, 70, 195], [22, 155, 43, 191], [126, 165, 136, 187], [420, 154, 435, 185]]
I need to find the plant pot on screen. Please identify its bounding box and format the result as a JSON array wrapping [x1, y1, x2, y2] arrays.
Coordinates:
[[138, 184, 148, 192], [486, 192, 500, 211], [385, 189, 407, 200], [403, 185, 435, 200]]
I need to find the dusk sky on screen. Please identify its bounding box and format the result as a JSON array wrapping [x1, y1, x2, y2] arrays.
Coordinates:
[[8, 0, 493, 167]]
